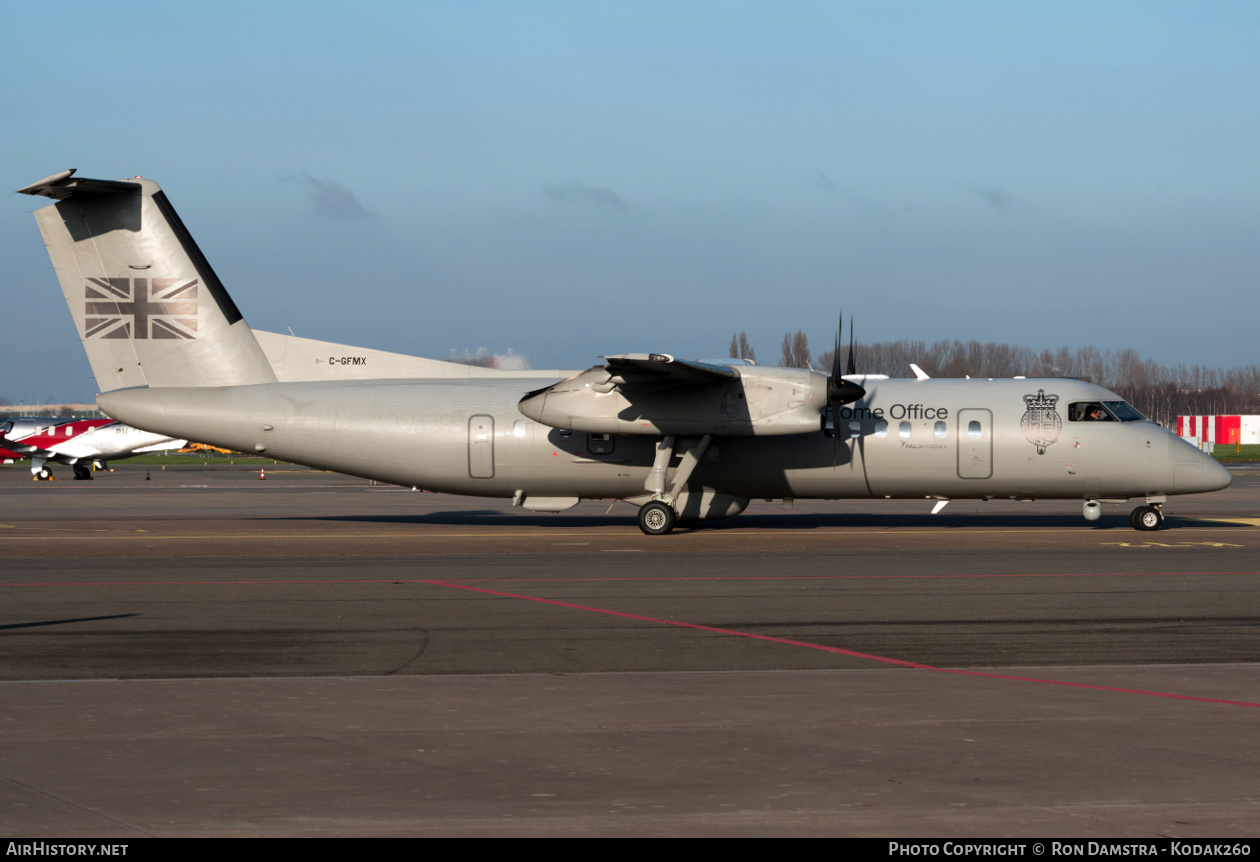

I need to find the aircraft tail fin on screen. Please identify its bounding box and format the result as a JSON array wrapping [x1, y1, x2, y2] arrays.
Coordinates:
[[18, 169, 277, 391]]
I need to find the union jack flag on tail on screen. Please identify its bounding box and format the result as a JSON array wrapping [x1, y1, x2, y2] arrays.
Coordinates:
[[84, 278, 199, 340]]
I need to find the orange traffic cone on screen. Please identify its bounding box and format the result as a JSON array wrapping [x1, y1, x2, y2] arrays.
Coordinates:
[[146, 470, 151, 481], [259, 467, 266, 480]]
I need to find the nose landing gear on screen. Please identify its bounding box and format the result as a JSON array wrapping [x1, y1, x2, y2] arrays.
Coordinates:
[[1130, 505, 1163, 531]]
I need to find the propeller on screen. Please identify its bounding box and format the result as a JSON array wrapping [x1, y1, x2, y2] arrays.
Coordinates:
[[828, 313, 866, 409], [827, 314, 866, 463]]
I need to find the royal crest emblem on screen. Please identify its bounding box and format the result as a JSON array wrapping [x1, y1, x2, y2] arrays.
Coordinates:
[[84, 277, 199, 340], [1021, 389, 1061, 455]]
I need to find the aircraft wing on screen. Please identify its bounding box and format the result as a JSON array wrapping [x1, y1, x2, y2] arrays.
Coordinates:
[[0, 435, 53, 459], [603, 354, 741, 387]]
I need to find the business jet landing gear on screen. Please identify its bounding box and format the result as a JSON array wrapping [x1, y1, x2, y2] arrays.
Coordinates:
[[637, 434, 712, 535], [31, 458, 51, 481], [72, 463, 93, 481], [1130, 505, 1163, 532]]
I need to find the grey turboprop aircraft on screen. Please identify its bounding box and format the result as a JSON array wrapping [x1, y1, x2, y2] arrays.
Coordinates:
[[17, 169, 1230, 533]]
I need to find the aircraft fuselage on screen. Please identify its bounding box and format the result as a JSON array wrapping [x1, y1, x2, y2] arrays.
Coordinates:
[[97, 375, 1229, 505]]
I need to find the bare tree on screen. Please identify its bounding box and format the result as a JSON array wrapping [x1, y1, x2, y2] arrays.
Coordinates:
[[780, 330, 812, 368], [728, 332, 756, 362]]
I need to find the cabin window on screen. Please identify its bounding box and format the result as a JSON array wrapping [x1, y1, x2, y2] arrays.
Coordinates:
[[934, 421, 947, 438], [848, 421, 861, 439], [588, 433, 616, 454], [968, 420, 981, 438], [66, 426, 73, 436], [874, 420, 887, 438], [513, 420, 526, 438], [899, 421, 911, 439]]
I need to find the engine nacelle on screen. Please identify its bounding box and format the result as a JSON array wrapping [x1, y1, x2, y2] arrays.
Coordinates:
[[518, 364, 830, 436]]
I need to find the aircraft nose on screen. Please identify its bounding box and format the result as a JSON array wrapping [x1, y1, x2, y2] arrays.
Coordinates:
[[1203, 454, 1233, 492], [1172, 450, 1233, 494]]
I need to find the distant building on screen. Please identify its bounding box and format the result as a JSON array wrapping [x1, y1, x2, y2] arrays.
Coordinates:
[[1177, 415, 1260, 446]]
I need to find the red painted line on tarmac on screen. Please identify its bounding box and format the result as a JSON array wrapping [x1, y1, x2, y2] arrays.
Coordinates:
[[422, 580, 934, 669], [406, 570, 1260, 584], [930, 669, 1260, 708], [422, 580, 1260, 710], [2, 572, 1255, 706], [1, 570, 1257, 588]]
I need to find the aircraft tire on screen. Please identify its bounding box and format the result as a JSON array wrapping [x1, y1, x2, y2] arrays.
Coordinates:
[[1131, 506, 1161, 531], [37, 468, 50, 480], [638, 500, 677, 536]]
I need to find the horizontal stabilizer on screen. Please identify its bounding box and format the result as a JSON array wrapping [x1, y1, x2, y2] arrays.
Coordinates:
[[17, 169, 141, 200]]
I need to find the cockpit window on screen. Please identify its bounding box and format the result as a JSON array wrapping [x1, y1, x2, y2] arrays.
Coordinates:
[[1069, 401, 1145, 422], [1102, 401, 1146, 422], [1070, 402, 1113, 422]]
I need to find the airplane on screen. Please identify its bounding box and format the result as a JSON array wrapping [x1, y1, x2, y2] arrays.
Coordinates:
[[0, 416, 185, 479], [15, 169, 1230, 531]]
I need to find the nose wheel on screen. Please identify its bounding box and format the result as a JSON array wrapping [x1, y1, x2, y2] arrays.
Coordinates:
[[1130, 505, 1163, 531], [638, 500, 677, 535]]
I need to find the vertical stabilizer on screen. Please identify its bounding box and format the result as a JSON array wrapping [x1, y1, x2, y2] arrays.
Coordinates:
[[18, 170, 277, 391]]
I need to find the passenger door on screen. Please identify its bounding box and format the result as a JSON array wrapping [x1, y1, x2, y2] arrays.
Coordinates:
[[468, 415, 494, 478]]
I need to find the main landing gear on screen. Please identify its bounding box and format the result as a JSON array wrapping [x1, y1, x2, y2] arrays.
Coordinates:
[[636, 434, 712, 535], [72, 462, 94, 481], [638, 500, 677, 535]]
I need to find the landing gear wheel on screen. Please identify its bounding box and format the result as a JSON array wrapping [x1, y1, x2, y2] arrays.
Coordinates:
[[37, 468, 50, 480], [1131, 505, 1162, 531], [72, 463, 93, 481], [638, 500, 677, 536]]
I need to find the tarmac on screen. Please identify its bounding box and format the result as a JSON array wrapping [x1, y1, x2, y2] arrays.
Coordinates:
[[1, 461, 1257, 836]]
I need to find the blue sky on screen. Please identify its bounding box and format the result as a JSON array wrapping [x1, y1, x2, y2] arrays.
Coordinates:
[[3, 1, 1258, 401]]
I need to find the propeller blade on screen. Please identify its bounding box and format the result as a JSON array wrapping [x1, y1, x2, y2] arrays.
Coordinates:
[[833, 314, 843, 383], [846, 316, 856, 377]]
